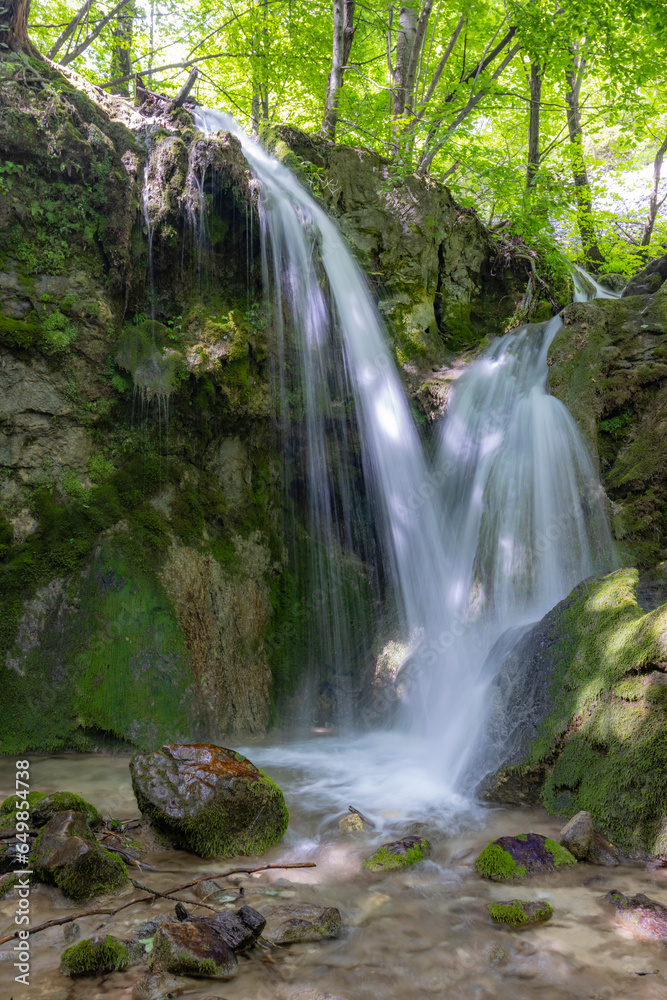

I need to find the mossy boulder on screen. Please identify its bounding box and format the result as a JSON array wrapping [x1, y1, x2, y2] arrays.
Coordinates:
[[487, 899, 554, 927], [484, 568, 667, 857], [60, 934, 143, 976], [0, 790, 46, 828], [474, 834, 576, 880], [150, 920, 238, 979], [31, 791, 102, 828], [362, 835, 431, 872], [31, 810, 129, 902], [260, 903, 342, 944], [129, 743, 289, 857]]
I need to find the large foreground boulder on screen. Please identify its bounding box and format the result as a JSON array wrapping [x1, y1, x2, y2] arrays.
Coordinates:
[[151, 920, 238, 979], [130, 743, 289, 857], [31, 810, 129, 902], [260, 903, 342, 944], [605, 890, 667, 941], [483, 569, 667, 858]]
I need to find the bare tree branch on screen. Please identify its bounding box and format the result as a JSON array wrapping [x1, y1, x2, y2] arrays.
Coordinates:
[[47, 0, 94, 60]]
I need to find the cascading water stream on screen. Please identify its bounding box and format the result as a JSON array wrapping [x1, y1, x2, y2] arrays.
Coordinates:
[[194, 107, 457, 729], [193, 105, 616, 805]]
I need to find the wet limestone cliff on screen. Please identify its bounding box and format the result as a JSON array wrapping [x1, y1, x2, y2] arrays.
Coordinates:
[[0, 57, 530, 753]]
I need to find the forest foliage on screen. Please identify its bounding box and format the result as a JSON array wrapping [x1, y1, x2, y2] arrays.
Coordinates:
[[7, 0, 667, 275]]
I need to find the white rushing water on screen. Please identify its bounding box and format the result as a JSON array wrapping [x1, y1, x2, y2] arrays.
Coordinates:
[[194, 106, 616, 803]]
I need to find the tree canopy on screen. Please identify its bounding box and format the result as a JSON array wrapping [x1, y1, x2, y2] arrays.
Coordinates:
[[9, 0, 667, 274]]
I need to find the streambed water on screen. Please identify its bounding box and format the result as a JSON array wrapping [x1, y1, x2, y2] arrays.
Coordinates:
[[2, 740, 666, 1000]]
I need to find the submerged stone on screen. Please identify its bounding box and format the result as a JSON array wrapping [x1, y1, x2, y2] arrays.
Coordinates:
[[130, 743, 289, 857], [487, 898, 554, 927], [474, 833, 576, 880], [150, 919, 238, 979], [31, 810, 129, 902], [605, 890, 667, 941], [362, 836, 431, 872], [131, 971, 191, 999], [205, 904, 266, 950], [260, 903, 342, 944], [60, 934, 142, 976]]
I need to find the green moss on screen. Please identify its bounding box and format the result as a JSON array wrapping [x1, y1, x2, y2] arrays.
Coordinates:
[[54, 845, 128, 903], [544, 837, 577, 867], [31, 792, 101, 828], [362, 838, 430, 872], [0, 791, 46, 827], [474, 844, 527, 880], [500, 569, 667, 856], [151, 934, 217, 978], [487, 900, 554, 925], [61, 935, 130, 976], [0, 873, 19, 897]]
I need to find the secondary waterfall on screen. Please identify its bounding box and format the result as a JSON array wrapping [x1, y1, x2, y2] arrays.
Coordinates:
[[194, 107, 616, 795]]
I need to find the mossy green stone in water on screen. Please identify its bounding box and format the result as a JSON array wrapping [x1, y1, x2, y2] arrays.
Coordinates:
[[487, 899, 554, 927], [60, 935, 132, 976], [474, 844, 527, 880], [544, 837, 577, 867], [362, 836, 431, 872]]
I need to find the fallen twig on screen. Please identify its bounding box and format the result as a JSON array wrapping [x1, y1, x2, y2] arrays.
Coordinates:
[[0, 861, 315, 945]]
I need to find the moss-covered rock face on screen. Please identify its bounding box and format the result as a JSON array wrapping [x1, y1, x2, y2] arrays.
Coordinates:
[[130, 743, 289, 857], [60, 934, 141, 976], [0, 790, 46, 828], [547, 285, 667, 568], [485, 568, 667, 857], [150, 920, 238, 979], [30, 791, 101, 828], [474, 833, 576, 880], [487, 899, 554, 927], [362, 835, 431, 872], [31, 809, 129, 902]]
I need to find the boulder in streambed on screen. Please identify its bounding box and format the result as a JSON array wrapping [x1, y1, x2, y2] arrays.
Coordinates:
[[363, 835, 431, 872], [130, 743, 289, 857], [60, 934, 144, 976], [131, 971, 192, 1000], [558, 811, 594, 860], [260, 903, 342, 944], [205, 904, 266, 950], [31, 810, 129, 902], [558, 810, 621, 865], [31, 791, 102, 829], [487, 899, 554, 928], [605, 890, 667, 941], [150, 920, 238, 979], [474, 833, 576, 880]]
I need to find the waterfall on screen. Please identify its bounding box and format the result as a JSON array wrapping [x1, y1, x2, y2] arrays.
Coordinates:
[[193, 107, 616, 795]]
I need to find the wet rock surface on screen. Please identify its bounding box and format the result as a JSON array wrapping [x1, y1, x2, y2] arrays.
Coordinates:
[[559, 810, 594, 860], [31, 791, 102, 828], [131, 971, 192, 999], [588, 830, 621, 866], [487, 898, 554, 927], [31, 809, 128, 902], [605, 890, 667, 941], [475, 833, 576, 880], [130, 743, 289, 857], [150, 919, 238, 979], [261, 903, 342, 944], [205, 904, 266, 950], [362, 836, 431, 872]]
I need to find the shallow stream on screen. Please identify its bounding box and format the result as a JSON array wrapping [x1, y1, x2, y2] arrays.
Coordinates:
[[2, 734, 666, 1000]]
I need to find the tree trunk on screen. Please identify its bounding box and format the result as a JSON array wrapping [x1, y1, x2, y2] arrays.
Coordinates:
[[392, 6, 417, 118], [526, 61, 541, 188], [564, 53, 604, 268], [110, 1, 135, 97], [640, 133, 667, 247], [321, 0, 355, 141], [0, 0, 39, 54]]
